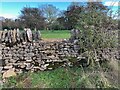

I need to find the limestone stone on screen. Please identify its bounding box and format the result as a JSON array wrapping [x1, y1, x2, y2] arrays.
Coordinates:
[[26, 59, 32, 62], [0, 55, 2, 60], [41, 64, 49, 69], [16, 69, 23, 74], [20, 64, 26, 68], [25, 63, 32, 70], [16, 28, 21, 42], [0, 67, 3, 72], [2, 68, 16, 78], [4, 65, 13, 69], [48, 55, 55, 59], [47, 68, 53, 70], [33, 66, 40, 69], [26, 28, 32, 42]]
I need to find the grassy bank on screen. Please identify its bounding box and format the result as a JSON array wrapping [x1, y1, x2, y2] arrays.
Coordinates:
[[3, 60, 119, 88]]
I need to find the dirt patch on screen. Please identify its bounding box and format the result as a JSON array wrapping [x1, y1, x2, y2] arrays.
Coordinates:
[[41, 38, 64, 42]]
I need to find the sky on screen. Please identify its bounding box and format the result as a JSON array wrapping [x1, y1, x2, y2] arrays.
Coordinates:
[[0, 0, 119, 19], [1, 2, 72, 19]]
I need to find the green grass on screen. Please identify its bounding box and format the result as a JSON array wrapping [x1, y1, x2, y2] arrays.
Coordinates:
[[0, 74, 3, 89], [30, 68, 72, 88], [40, 30, 70, 39], [3, 61, 119, 88]]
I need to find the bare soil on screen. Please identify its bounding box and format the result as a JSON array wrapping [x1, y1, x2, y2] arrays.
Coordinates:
[[41, 38, 64, 42]]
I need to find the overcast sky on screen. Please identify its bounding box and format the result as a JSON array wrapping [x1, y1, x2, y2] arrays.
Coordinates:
[[0, 0, 119, 19]]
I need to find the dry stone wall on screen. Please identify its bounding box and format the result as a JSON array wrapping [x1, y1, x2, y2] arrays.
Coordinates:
[[0, 29, 119, 76], [0, 39, 85, 74]]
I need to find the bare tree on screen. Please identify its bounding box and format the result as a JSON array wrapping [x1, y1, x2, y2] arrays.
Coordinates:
[[40, 4, 59, 30]]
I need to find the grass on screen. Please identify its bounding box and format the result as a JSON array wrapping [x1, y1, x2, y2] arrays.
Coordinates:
[[3, 60, 119, 88], [30, 68, 72, 88], [0, 74, 3, 89], [40, 30, 70, 39]]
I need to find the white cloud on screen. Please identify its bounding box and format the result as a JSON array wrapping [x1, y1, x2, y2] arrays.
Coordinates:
[[0, 14, 18, 19], [104, 1, 119, 6]]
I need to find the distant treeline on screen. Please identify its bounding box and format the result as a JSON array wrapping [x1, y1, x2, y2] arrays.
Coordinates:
[[1, 2, 118, 30]]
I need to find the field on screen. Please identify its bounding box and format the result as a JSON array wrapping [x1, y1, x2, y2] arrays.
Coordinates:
[[40, 30, 70, 39]]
